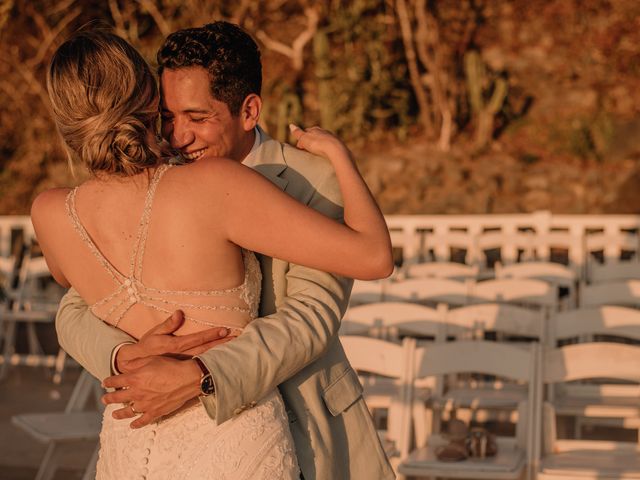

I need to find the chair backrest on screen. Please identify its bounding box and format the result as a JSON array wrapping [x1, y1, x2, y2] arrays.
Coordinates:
[[476, 231, 536, 265], [589, 260, 640, 284], [414, 340, 536, 381], [341, 335, 414, 458], [579, 280, 640, 308], [543, 342, 640, 385], [445, 303, 545, 340], [537, 343, 640, 461], [342, 302, 446, 339], [385, 278, 470, 307], [341, 335, 409, 379], [470, 278, 557, 309], [552, 306, 640, 345], [495, 261, 576, 288], [423, 231, 477, 264], [585, 232, 639, 264], [350, 279, 385, 306], [404, 261, 478, 281]]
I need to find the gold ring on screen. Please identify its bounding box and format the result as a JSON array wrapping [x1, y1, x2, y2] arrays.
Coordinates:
[[130, 403, 141, 415]]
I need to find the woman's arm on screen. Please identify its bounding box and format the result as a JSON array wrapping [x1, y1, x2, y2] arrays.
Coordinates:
[[220, 126, 393, 280]]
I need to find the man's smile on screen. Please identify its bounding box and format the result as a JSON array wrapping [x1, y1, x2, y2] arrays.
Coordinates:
[[182, 148, 207, 161]]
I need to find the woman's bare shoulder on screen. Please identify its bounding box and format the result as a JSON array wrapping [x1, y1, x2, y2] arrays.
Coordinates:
[[168, 157, 262, 190], [31, 187, 72, 218]]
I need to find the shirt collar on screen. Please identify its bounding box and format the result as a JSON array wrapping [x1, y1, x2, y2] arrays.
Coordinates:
[[242, 127, 263, 167]]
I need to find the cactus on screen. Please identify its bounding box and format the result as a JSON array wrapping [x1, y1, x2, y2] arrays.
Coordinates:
[[464, 50, 508, 149]]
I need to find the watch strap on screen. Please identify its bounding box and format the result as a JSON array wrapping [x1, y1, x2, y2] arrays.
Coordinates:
[[193, 357, 215, 396]]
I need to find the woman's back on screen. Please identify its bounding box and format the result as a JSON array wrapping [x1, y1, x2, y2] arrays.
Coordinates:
[[40, 162, 259, 339]]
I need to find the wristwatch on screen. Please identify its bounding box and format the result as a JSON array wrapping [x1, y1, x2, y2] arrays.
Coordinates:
[[193, 357, 215, 396]]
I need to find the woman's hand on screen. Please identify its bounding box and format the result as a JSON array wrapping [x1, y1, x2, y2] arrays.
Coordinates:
[[289, 124, 351, 162]]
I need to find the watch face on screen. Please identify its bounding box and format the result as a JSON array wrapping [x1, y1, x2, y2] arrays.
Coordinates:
[[201, 375, 215, 395]]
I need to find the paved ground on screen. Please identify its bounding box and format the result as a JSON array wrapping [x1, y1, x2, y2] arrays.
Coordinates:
[[0, 364, 96, 480]]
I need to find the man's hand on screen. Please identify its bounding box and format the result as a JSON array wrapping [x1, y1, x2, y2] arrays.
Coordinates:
[[102, 355, 202, 428], [116, 310, 231, 373]]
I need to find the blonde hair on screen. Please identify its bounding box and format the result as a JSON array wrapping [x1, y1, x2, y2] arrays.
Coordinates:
[[47, 30, 161, 176]]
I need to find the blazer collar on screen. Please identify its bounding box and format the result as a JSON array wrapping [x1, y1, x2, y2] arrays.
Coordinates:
[[249, 126, 288, 191]]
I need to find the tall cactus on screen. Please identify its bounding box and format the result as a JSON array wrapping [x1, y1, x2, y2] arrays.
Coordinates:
[[464, 50, 508, 149]]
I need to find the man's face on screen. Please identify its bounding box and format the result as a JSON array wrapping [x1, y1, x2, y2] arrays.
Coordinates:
[[160, 66, 250, 162]]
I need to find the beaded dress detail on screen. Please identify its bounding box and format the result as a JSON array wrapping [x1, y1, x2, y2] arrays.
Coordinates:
[[65, 164, 261, 332], [66, 164, 298, 479]]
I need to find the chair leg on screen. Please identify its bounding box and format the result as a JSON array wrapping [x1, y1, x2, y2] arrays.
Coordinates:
[[0, 320, 16, 380], [35, 443, 59, 480], [412, 400, 431, 448], [26, 322, 44, 356], [52, 349, 67, 385]]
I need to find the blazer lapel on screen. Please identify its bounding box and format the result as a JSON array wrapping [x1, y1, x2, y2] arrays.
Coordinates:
[[250, 126, 288, 191]]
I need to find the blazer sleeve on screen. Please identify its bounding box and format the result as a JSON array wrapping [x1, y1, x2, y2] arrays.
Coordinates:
[[55, 287, 135, 381], [197, 167, 353, 423]]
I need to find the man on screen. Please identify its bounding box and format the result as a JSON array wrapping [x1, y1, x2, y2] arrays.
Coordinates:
[[56, 22, 394, 480]]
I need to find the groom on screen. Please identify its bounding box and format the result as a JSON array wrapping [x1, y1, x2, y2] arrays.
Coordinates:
[[55, 22, 394, 480]]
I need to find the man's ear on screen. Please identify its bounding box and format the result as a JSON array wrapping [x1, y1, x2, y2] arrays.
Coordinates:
[[241, 94, 262, 131]]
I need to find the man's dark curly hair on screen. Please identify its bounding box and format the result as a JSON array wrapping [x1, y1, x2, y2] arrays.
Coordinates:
[[157, 22, 261, 116]]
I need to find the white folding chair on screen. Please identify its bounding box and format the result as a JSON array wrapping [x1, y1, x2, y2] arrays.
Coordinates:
[[342, 303, 448, 444], [349, 279, 386, 306], [589, 260, 640, 285], [446, 303, 546, 342], [423, 231, 478, 265], [495, 261, 578, 308], [585, 231, 639, 265], [342, 302, 447, 340], [398, 341, 538, 480], [11, 369, 104, 480], [470, 278, 557, 311], [535, 343, 640, 479], [476, 230, 536, 267], [579, 280, 640, 308], [404, 261, 479, 282], [340, 335, 414, 471], [415, 304, 544, 436], [549, 307, 640, 438], [0, 253, 66, 380], [385, 277, 471, 307]]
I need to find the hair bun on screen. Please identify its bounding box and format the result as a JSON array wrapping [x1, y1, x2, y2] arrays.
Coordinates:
[[47, 31, 160, 176], [110, 116, 151, 174]]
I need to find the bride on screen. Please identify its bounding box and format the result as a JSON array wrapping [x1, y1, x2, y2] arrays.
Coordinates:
[[31, 30, 392, 479]]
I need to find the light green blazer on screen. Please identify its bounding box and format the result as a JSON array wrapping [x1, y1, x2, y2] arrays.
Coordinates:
[[55, 130, 394, 480]]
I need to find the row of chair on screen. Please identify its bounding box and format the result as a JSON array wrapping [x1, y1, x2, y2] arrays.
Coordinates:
[[0, 252, 66, 381], [390, 225, 640, 278], [353, 265, 640, 312], [344, 301, 640, 345], [343, 336, 640, 479]]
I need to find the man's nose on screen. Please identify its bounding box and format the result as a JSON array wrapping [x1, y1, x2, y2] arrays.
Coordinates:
[[168, 119, 195, 149]]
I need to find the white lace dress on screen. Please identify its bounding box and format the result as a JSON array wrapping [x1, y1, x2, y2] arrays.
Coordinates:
[[65, 165, 299, 479]]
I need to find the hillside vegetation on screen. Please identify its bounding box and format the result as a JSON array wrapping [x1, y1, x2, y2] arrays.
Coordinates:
[[1, 0, 639, 214]]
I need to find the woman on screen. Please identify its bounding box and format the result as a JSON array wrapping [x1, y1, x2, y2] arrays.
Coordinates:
[[32, 30, 392, 479]]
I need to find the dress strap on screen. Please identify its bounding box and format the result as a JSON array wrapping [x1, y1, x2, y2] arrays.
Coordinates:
[[65, 188, 124, 284], [130, 164, 173, 280]]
